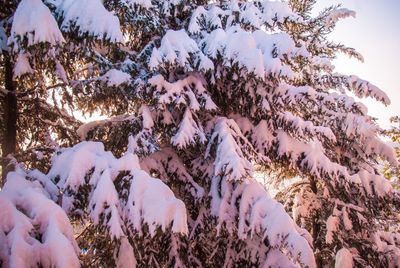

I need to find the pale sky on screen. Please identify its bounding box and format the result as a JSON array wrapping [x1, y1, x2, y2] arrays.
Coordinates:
[[314, 0, 400, 128]]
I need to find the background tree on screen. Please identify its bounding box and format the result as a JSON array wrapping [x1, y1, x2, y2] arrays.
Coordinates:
[[273, 1, 400, 266], [384, 116, 400, 189]]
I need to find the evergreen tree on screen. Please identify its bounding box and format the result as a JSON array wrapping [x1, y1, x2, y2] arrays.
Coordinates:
[[0, 0, 399, 267]]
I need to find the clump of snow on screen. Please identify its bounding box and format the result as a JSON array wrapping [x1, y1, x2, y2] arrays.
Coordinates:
[[48, 142, 112, 193], [207, 117, 253, 182], [139, 104, 154, 129], [0, 171, 79, 268], [116, 237, 136, 268], [9, 0, 64, 50], [126, 0, 152, 9], [335, 248, 353, 268], [89, 168, 124, 238], [171, 109, 206, 148], [126, 169, 188, 235], [188, 1, 301, 35], [346, 75, 390, 105], [326, 215, 339, 244], [323, 8, 356, 28], [0, 25, 7, 51], [342, 207, 353, 231], [188, 6, 224, 34], [279, 111, 336, 142], [355, 170, 392, 197], [202, 28, 306, 78], [372, 231, 400, 266], [100, 69, 131, 87], [55, 59, 68, 83], [292, 189, 321, 223], [13, 52, 34, 78], [140, 147, 205, 199], [149, 29, 213, 71], [148, 74, 217, 110], [76, 114, 137, 140], [259, 0, 302, 24], [225, 30, 265, 77], [47, 141, 188, 237], [58, 0, 123, 42], [238, 181, 316, 268], [263, 248, 299, 267], [209, 167, 316, 267]]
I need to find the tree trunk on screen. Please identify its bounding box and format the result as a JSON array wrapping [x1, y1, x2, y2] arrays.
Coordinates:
[[1, 52, 17, 185]]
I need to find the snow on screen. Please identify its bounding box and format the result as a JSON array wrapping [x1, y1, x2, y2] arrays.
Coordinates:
[[238, 181, 316, 268], [48, 141, 188, 237], [263, 248, 297, 268], [201, 28, 226, 58], [113, 152, 141, 174], [292, 189, 321, 224], [139, 104, 154, 129], [148, 74, 217, 110], [9, 0, 64, 49], [76, 120, 104, 140], [124, 107, 156, 155], [274, 130, 394, 197], [127, 0, 152, 9], [48, 142, 112, 192], [58, 0, 123, 42], [356, 170, 392, 197], [128, 129, 158, 156], [55, 59, 68, 83], [203, 117, 316, 266], [259, 1, 302, 24], [225, 31, 265, 78], [202, 28, 304, 78], [207, 117, 253, 182], [188, 1, 301, 35], [0, 25, 7, 51], [3, 0, 399, 266], [76, 114, 137, 140], [0, 171, 79, 268], [28, 169, 59, 200], [326, 214, 339, 244], [13, 52, 33, 78], [373, 231, 400, 267], [311, 56, 334, 71], [0, 141, 190, 265], [100, 69, 131, 87], [126, 169, 188, 235], [323, 8, 356, 28], [116, 237, 136, 268], [346, 75, 390, 105], [89, 168, 124, 237], [279, 111, 336, 142], [335, 248, 353, 268], [149, 29, 213, 71], [253, 120, 274, 157], [171, 109, 206, 148], [188, 6, 224, 34], [342, 207, 353, 231], [140, 148, 205, 199], [240, 2, 264, 28]]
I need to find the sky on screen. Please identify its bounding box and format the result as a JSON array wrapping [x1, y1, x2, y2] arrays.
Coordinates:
[[314, 0, 400, 128]]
